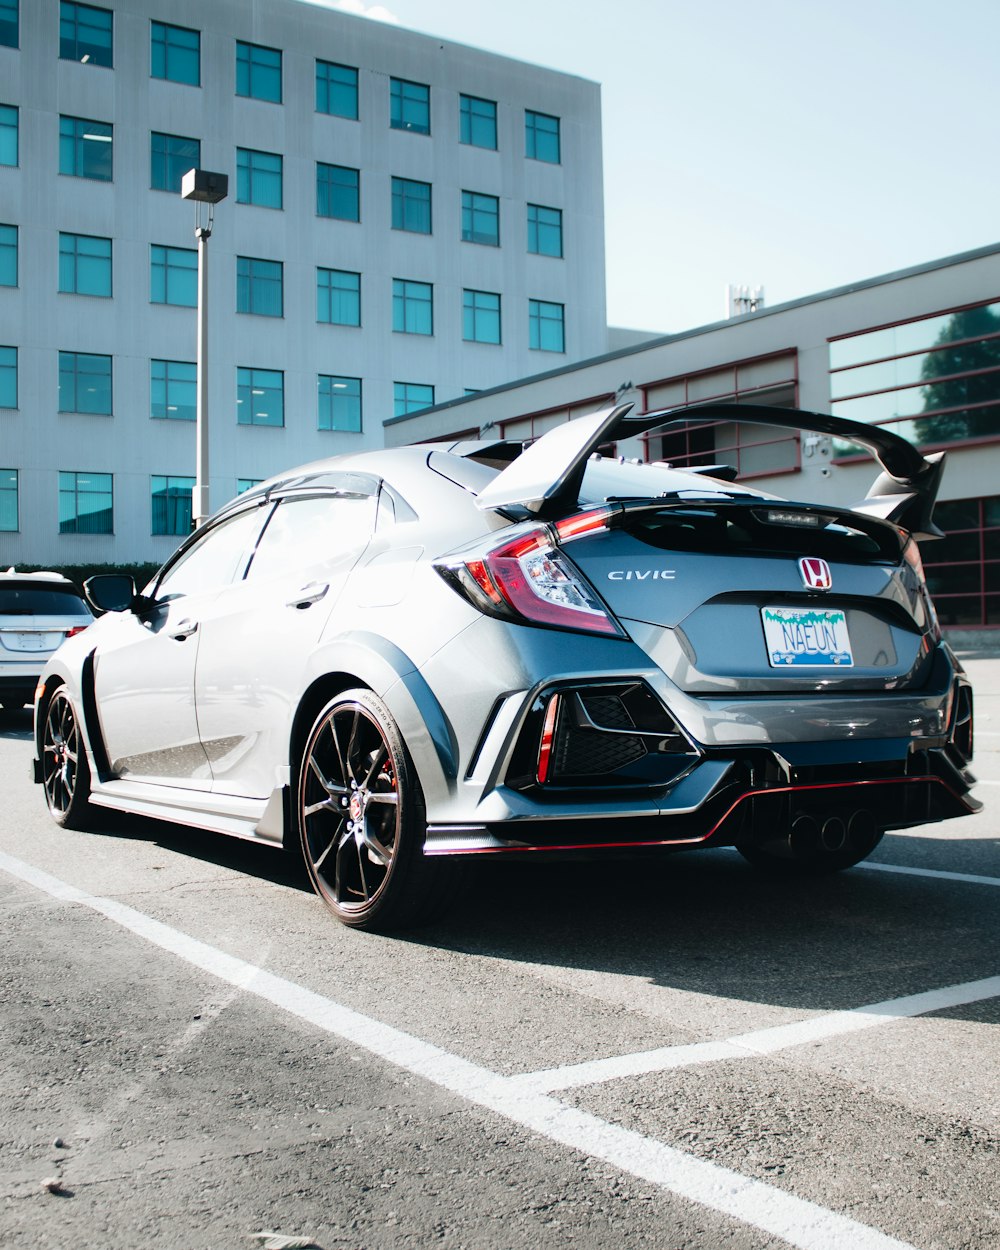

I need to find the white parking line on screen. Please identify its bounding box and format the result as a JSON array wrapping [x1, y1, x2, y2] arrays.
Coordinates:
[[512, 974, 1000, 1093], [0, 848, 915, 1250], [859, 861, 1000, 888]]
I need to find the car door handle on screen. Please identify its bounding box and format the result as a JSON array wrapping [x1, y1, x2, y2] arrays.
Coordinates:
[[170, 618, 198, 640], [287, 582, 329, 609]]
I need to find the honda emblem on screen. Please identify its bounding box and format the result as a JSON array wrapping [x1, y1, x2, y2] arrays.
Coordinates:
[[799, 557, 832, 590]]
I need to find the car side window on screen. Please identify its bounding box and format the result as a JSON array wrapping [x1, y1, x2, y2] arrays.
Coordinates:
[[245, 494, 377, 582], [155, 506, 270, 602]]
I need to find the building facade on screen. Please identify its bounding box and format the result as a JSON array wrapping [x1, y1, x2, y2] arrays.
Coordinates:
[[0, 0, 607, 564], [387, 244, 1000, 633]]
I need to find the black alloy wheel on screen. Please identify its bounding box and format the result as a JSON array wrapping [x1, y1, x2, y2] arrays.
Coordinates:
[[42, 687, 92, 829], [298, 689, 459, 930]]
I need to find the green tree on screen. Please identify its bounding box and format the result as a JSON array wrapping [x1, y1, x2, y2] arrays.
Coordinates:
[[913, 305, 1000, 445]]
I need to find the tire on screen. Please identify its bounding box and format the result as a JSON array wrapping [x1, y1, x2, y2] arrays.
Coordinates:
[[297, 689, 461, 931], [41, 687, 93, 830]]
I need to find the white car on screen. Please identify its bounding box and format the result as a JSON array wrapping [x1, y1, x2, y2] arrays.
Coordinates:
[[0, 571, 93, 711]]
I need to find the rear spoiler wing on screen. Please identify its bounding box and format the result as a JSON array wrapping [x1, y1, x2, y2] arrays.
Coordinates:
[[475, 401, 945, 540]]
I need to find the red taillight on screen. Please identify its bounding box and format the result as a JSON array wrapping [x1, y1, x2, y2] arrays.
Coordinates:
[[436, 516, 624, 637], [64, 625, 89, 639]]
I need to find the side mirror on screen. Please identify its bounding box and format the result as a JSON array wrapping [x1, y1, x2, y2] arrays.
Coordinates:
[[83, 573, 138, 615]]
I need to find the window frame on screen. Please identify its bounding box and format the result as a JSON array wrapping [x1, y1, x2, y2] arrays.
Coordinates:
[[318, 374, 363, 433], [150, 130, 201, 193], [150, 243, 197, 307], [0, 467, 17, 532], [317, 267, 361, 327], [59, 231, 112, 297], [59, 470, 113, 535], [528, 298, 565, 353], [390, 77, 430, 135], [525, 109, 561, 164], [391, 176, 432, 234], [316, 59, 358, 119], [59, 114, 113, 181], [236, 40, 282, 103], [150, 19, 200, 86], [236, 147, 283, 209], [0, 344, 16, 409], [463, 289, 501, 345], [236, 366, 284, 427], [151, 474, 195, 537], [236, 255, 284, 318], [461, 190, 500, 247], [316, 162, 360, 221], [0, 223, 15, 287], [392, 278, 433, 336], [150, 358, 197, 421], [527, 203, 563, 258], [59, 1, 113, 68], [460, 94, 498, 149], [58, 350, 112, 415]]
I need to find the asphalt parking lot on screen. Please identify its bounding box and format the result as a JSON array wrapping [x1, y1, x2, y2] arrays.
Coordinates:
[[0, 648, 998, 1249]]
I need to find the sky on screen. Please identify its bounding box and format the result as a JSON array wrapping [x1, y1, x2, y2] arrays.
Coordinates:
[[318, 0, 998, 335]]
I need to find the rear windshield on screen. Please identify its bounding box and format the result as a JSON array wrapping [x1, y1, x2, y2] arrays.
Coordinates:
[[0, 587, 91, 616], [620, 504, 902, 564]]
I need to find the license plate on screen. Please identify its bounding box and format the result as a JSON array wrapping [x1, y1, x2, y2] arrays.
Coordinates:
[[2, 631, 58, 652], [762, 606, 853, 668]]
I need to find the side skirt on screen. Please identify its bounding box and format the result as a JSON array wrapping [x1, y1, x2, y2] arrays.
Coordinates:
[[88, 779, 284, 847]]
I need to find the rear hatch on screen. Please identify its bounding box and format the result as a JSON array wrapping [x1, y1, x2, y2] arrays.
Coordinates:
[[562, 498, 931, 693], [0, 583, 92, 660]]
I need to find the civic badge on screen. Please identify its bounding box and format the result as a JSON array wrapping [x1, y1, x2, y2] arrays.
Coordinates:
[[799, 556, 832, 590]]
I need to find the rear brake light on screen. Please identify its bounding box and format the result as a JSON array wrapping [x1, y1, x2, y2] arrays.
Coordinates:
[[65, 625, 89, 639], [436, 518, 624, 637]]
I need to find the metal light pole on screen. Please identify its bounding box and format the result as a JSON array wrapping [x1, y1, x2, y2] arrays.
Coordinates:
[[181, 168, 228, 529]]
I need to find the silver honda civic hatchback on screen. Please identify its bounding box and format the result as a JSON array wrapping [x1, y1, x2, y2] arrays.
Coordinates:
[[33, 403, 979, 930]]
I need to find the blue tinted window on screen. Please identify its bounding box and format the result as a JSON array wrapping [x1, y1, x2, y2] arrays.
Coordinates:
[[237, 256, 283, 317], [59, 471, 113, 534], [391, 177, 431, 234], [392, 279, 433, 335], [0, 468, 16, 531], [151, 132, 200, 192], [317, 268, 360, 326], [526, 109, 560, 163], [0, 224, 16, 286], [237, 478, 262, 494], [461, 191, 499, 246], [59, 351, 112, 414], [150, 244, 197, 306], [527, 203, 563, 257], [236, 41, 281, 102], [237, 148, 282, 208], [463, 290, 501, 344], [0, 345, 15, 408], [318, 375, 362, 433], [60, 2, 112, 67], [317, 162, 360, 221], [460, 95, 497, 149], [151, 359, 196, 421], [60, 115, 112, 180], [151, 475, 194, 535], [390, 78, 429, 134], [236, 367, 283, 426], [393, 381, 434, 416], [316, 60, 358, 118], [529, 299, 564, 352], [151, 20, 199, 85], [0, 105, 16, 166], [59, 233, 112, 297], [0, 0, 18, 49]]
